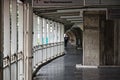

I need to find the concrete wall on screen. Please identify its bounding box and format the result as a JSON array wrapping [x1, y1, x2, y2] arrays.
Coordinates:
[[103, 20, 114, 65], [83, 11, 100, 66], [100, 19, 120, 65]]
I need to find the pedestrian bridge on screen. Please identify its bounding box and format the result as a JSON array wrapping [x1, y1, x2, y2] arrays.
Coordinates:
[[0, 0, 120, 80]]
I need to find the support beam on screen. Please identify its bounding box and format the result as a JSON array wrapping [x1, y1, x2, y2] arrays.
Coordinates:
[[0, 0, 3, 80], [23, 2, 33, 80]]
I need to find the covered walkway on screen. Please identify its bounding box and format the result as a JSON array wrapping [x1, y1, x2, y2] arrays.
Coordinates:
[[34, 44, 83, 80], [34, 45, 120, 80], [0, 0, 120, 80]]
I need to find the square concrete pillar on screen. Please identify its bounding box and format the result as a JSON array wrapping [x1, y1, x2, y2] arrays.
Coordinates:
[[83, 11, 105, 66]]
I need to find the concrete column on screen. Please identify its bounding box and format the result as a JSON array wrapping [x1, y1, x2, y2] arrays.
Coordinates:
[[83, 11, 100, 66], [23, 2, 33, 80], [118, 20, 120, 65], [0, 0, 3, 80]]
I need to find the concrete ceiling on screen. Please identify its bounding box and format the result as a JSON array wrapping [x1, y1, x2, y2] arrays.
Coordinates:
[[33, 0, 120, 26], [33, 6, 83, 26]]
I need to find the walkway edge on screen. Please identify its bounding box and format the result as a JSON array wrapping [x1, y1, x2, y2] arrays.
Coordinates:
[[32, 53, 65, 78], [76, 64, 98, 68]]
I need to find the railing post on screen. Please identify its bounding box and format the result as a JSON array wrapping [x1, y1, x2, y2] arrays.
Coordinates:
[[23, 2, 33, 80]]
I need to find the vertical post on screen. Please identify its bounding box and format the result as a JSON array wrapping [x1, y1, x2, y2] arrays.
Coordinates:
[[3, 0, 11, 80], [57, 23, 60, 55], [39, 17, 43, 45], [33, 14, 36, 47], [51, 21, 53, 57], [43, 18, 47, 61], [53, 22, 56, 56], [55, 22, 58, 56], [23, 2, 33, 80], [41, 18, 44, 61], [11, 0, 17, 55], [44, 19, 47, 60], [61, 24, 64, 54], [51, 21, 54, 43], [47, 20, 50, 58], [39, 17, 43, 62], [17, 2, 24, 80], [11, 1, 17, 80], [0, 0, 3, 80]]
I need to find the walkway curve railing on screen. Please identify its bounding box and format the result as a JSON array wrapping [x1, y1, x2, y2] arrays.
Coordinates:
[[32, 42, 64, 76]]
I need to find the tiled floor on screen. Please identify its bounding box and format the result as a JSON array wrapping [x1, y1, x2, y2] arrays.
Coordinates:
[[33, 45, 120, 80]]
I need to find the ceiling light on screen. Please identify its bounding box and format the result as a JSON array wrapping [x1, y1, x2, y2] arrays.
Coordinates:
[[71, 21, 83, 23], [66, 18, 83, 21]]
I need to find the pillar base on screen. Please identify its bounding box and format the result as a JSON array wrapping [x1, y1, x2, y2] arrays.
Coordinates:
[[76, 64, 120, 69]]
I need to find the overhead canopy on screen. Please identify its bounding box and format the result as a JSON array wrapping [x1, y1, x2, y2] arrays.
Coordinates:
[[33, 0, 120, 26]]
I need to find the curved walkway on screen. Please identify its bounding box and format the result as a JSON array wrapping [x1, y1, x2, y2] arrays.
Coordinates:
[[33, 45, 120, 80]]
